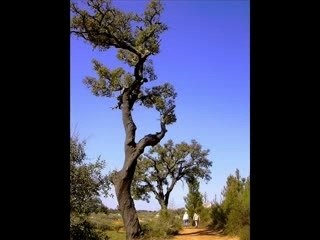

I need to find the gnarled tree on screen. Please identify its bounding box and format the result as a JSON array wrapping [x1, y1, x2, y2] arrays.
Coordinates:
[[132, 139, 212, 210], [71, 0, 176, 239]]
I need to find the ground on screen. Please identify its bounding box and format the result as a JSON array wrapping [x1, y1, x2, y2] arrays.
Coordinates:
[[172, 227, 239, 240]]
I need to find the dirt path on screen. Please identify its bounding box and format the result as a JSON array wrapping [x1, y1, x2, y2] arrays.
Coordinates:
[[172, 227, 239, 240]]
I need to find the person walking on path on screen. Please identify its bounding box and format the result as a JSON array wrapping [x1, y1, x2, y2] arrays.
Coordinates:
[[193, 212, 200, 228], [183, 211, 189, 227]]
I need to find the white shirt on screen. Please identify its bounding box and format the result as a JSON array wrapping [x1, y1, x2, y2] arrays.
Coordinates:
[[193, 213, 200, 221]]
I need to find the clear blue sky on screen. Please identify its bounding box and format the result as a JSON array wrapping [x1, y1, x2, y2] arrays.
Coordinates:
[[71, 0, 249, 211]]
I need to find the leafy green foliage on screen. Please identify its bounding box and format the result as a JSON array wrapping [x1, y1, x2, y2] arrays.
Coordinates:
[[84, 60, 132, 97], [70, 135, 110, 215], [70, 218, 105, 240], [71, 1, 178, 238], [199, 208, 212, 226], [139, 83, 177, 124], [132, 139, 212, 208], [71, 0, 167, 54], [141, 209, 182, 239], [184, 176, 204, 222], [211, 202, 227, 230], [211, 169, 250, 240], [88, 213, 113, 232], [71, 0, 176, 122], [70, 135, 111, 240], [238, 225, 250, 240], [222, 170, 250, 236]]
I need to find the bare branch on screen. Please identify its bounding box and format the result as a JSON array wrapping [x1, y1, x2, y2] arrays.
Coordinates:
[[146, 155, 165, 198], [136, 121, 167, 151], [165, 177, 177, 197], [144, 178, 156, 193]]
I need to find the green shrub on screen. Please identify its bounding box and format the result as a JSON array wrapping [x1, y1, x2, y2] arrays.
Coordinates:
[[225, 202, 243, 234], [211, 170, 250, 239], [211, 203, 227, 230], [88, 213, 113, 231], [141, 209, 182, 239], [70, 219, 106, 240], [239, 225, 250, 240], [200, 207, 212, 226]]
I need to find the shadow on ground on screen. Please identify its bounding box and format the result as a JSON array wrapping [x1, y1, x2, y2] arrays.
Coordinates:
[[178, 228, 225, 236]]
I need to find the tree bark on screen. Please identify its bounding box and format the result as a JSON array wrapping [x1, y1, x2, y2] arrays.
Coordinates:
[[113, 64, 169, 238], [158, 197, 169, 210], [114, 156, 142, 240], [113, 89, 143, 240], [154, 175, 181, 210]]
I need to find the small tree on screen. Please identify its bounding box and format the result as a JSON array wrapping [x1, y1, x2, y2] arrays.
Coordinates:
[[71, 0, 176, 238], [132, 139, 212, 209], [70, 135, 110, 215], [70, 135, 110, 240], [223, 174, 250, 236], [211, 169, 250, 239], [211, 201, 227, 230], [221, 169, 243, 225], [184, 176, 204, 222]]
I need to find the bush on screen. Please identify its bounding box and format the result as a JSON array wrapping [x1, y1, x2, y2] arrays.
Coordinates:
[[71, 213, 111, 240], [141, 209, 182, 239], [211, 170, 250, 239], [88, 213, 113, 231], [70, 219, 106, 240], [211, 203, 227, 230], [225, 202, 243, 234], [200, 207, 212, 226], [239, 225, 250, 240]]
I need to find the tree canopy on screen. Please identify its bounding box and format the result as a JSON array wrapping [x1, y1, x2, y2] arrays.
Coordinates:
[[132, 139, 212, 209], [71, 1, 178, 238], [71, 0, 176, 125], [70, 135, 110, 215]]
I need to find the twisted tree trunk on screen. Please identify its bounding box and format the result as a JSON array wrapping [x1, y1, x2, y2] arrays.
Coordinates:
[[114, 157, 142, 239], [114, 89, 167, 239]]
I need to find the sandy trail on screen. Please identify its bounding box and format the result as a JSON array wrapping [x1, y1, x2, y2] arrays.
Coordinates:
[[172, 227, 239, 240]]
